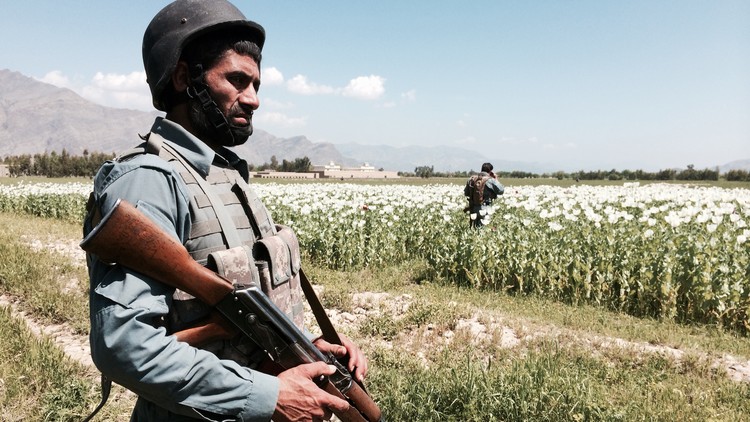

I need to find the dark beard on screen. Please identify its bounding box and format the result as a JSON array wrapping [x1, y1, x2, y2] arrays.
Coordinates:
[[188, 98, 253, 147]]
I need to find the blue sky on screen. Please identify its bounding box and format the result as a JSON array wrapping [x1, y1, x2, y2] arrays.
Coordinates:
[[1, 1, 748, 171]]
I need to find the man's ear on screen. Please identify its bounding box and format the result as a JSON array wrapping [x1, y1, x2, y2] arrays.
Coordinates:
[[172, 61, 190, 92]]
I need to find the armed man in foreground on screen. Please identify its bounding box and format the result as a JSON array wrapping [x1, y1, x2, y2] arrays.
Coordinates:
[[82, 1, 372, 421]]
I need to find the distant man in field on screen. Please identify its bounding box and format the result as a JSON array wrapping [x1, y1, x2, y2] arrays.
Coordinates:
[[464, 162, 504, 228], [82, 1, 367, 420]]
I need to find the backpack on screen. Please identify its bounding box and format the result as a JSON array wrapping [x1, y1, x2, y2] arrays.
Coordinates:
[[468, 174, 491, 206]]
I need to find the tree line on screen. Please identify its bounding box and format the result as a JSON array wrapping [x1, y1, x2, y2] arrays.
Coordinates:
[[405, 164, 750, 182], [1, 151, 313, 177], [248, 155, 312, 173], [2, 151, 748, 182], [2, 150, 116, 177]]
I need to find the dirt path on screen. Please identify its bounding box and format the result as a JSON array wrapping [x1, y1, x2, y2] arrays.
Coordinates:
[[5, 236, 750, 385], [0, 293, 93, 369], [326, 290, 750, 383]]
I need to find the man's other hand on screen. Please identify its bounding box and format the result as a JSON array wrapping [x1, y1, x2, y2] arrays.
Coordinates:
[[313, 334, 368, 382], [273, 362, 350, 422]]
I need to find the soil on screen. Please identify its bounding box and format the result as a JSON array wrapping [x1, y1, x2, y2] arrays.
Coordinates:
[[7, 236, 750, 386]]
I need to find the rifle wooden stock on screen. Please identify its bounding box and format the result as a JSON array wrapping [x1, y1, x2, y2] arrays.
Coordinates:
[[323, 380, 380, 422], [80, 199, 233, 306], [81, 199, 383, 422]]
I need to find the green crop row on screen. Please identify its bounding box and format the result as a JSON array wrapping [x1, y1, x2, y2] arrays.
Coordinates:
[[2, 181, 749, 332]]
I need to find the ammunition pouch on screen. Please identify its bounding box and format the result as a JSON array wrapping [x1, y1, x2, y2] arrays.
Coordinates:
[[207, 224, 304, 329]]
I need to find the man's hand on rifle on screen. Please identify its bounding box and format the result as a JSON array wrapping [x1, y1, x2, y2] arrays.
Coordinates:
[[273, 362, 350, 422], [313, 333, 368, 382]]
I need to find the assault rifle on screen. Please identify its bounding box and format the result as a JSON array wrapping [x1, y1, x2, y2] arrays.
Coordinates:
[[80, 199, 383, 422]]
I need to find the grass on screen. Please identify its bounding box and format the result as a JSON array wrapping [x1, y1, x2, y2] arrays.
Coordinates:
[[0, 213, 89, 333], [2, 212, 750, 420], [0, 213, 135, 420], [0, 306, 92, 421], [309, 259, 750, 421]]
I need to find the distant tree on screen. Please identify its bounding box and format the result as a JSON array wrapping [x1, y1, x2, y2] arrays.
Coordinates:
[[621, 169, 636, 180], [726, 169, 750, 181], [414, 165, 434, 178], [293, 156, 312, 172], [280, 156, 312, 172], [509, 170, 535, 178], [677, 164, 698, 181], [607, 169, 622, 180], [551, 171, 565, 180], [656, 168, 677, 180]]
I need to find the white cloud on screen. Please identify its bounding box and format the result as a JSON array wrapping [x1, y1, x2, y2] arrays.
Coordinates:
[[401, 89, 416, 101], [285, 73, 386, 100], [255, 111, 307, 127], [39, 70, 153, 111], [91, 71, 147, 91], [287, 75, 336, 95], [38, 70, 72, 89], [342, 75, 385, 100], [79, 71, 152, 110], [77, 71, 150, 110], [261, 67, 284, 86], [261, 97, 295, 110]]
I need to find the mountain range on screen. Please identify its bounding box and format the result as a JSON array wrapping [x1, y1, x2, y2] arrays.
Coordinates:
[[1, 69, 748, 174]]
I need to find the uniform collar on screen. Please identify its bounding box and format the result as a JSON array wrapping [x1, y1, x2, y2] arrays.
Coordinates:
[[149, 116, 249, 180]]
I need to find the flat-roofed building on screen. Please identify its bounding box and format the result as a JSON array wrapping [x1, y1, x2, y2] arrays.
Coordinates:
[[311, 161, 399, 179], [250, 170, 318, 179]]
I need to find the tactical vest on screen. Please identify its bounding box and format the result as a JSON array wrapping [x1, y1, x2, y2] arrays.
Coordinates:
[[120, 132, 305, 365]]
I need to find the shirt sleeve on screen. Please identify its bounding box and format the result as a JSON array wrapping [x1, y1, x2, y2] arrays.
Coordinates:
[[488, 179, 505, 196], [85, 156, 279, 421]]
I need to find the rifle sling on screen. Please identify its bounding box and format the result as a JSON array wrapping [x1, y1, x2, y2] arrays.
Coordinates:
[[298, 268, 370, 395], [299, 268, 343, 346]]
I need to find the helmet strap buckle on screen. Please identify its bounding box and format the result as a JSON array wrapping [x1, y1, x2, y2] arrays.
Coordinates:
[[186, 63, 236, 145]]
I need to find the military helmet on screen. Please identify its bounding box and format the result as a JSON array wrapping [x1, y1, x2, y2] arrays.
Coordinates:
[[142, 0, 265, 111]]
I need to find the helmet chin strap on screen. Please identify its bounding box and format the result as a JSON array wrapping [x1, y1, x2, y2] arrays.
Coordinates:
[[186, 63, 238, 146]]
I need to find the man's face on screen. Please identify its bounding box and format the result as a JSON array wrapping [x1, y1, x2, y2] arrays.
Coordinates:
[[189, 50, 260, 147]]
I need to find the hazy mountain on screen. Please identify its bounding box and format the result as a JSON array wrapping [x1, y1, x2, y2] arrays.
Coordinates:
[[336, 142, 557, 174], [719, 159, 750, 173], [0, 69, 352, 167], [0, 69, 160, 156], [2, 69, 747, 174], [237, 131, 356, 169]]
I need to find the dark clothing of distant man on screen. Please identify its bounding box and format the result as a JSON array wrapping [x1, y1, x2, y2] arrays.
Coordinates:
[[464, 162, 504, 228]]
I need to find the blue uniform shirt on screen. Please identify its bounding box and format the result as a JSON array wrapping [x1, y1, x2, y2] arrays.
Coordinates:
[[84, 117, 279, 421]]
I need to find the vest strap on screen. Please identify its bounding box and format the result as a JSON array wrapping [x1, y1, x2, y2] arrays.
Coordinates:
[[149, 132, 244, 248]]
